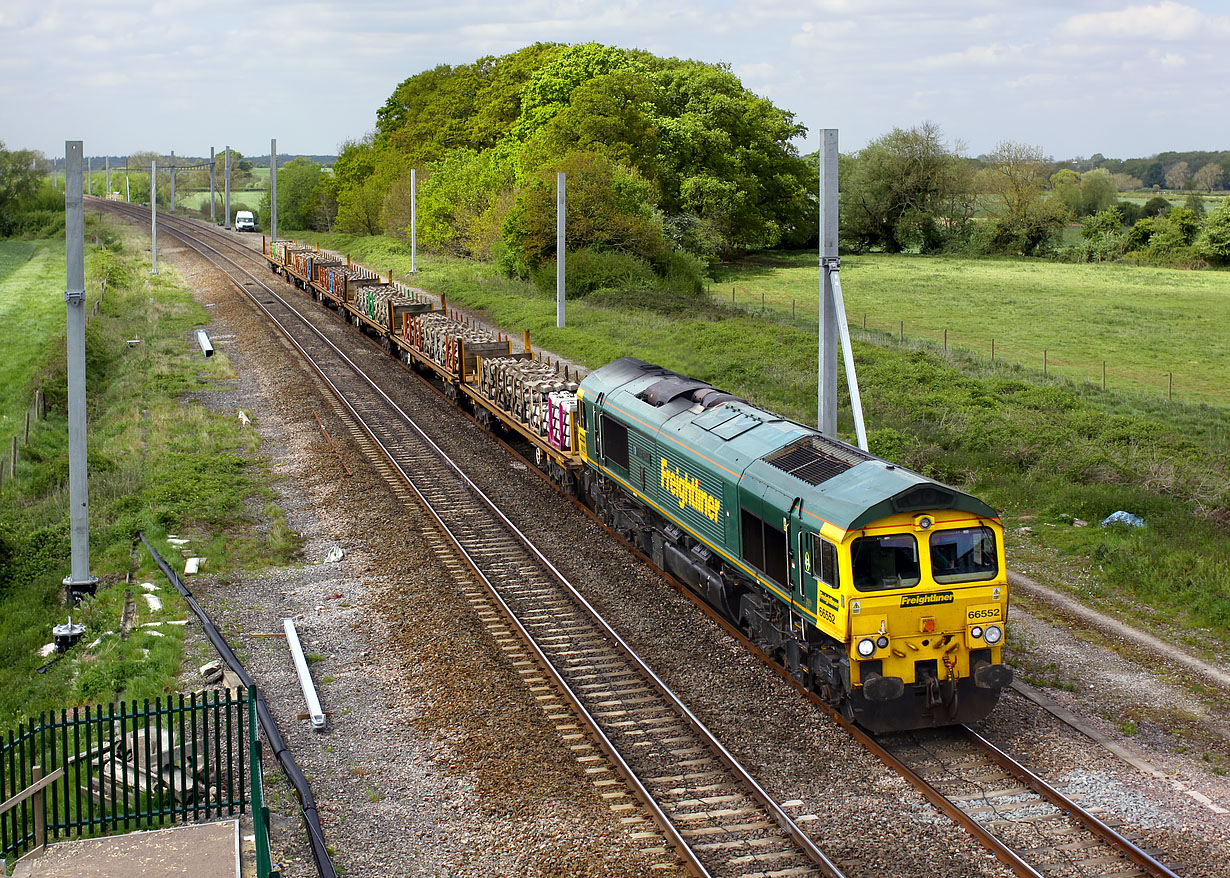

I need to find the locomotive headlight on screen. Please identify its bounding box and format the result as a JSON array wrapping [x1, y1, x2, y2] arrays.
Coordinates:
[[970, 626, 983, 640], [983, 624, 1003, 645], [857, 638, 877, 658]]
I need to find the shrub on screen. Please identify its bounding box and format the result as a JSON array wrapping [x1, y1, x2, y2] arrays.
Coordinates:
[[1194, 201, 1230, 265]]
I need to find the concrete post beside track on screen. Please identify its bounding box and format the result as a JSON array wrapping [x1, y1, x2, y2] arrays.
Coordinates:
[[410, 168, 417, 273], [818, 129, 838, 438], [170, 150, 175, 212], [151, 158, 158, 274], [557, 172, 565, 329], [225, 145, 231, 230], [271, 138, 277, 243], [210, 147, 216, 222], [62, 141, 98, 603]]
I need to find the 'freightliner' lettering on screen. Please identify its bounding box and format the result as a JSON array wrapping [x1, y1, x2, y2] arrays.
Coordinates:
[[900, 591, 955, 608], [660, 459, 721, 523]]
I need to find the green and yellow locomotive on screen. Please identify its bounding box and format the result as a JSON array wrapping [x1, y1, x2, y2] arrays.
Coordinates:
[[578, 358, 1012, 733]]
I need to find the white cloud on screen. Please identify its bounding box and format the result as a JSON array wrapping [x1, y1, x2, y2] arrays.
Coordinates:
[[1061, 1, 1229, 41], [918, 43, 1027, 69]]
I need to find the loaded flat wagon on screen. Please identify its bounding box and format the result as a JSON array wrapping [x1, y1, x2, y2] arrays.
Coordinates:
[[469, 353, 584, 489]]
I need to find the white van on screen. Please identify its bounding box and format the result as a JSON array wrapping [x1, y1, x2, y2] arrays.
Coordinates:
[[235, 210, 256, 232]]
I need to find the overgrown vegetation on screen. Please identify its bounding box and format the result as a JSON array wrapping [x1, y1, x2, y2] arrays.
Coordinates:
[[0, 221, 298, 728]]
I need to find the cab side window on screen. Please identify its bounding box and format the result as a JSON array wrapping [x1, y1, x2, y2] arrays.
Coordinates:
[[810, 534, 840, 589]]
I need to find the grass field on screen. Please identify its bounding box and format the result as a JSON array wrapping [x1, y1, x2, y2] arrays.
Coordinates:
[[175, 189, 263, 214], [709, 252, 1230, 408], [0, 240, 66, 432], [293, 231, 1230, 655]]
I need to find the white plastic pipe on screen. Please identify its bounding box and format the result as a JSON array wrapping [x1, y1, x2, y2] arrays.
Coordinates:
[[283, 618, 326, 729]]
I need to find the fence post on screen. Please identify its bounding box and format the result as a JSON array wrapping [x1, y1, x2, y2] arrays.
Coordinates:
[[1102, 362, 1106, 391], [25, 410, 31, 444], [991, 339, 995, 362], [1168, 372, 1173, 401], [1044, 350, 1048, 378], [899, 321, 903, 344], [10, 435, 17, 475], [943, 328, 948, 353], [33, 764, 45, 854]]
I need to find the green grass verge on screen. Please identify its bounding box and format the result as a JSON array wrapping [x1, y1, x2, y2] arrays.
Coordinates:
[[0, 221, 299, 729], [292, 230, 1230, 649], [0, 241, 66, 430]]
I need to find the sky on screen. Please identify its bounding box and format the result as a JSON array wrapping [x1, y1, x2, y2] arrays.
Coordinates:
[[2, 0, 1228, 163]]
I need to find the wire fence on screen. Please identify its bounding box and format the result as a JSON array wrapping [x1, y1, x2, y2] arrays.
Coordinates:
[[715, 284, 1210, 406]]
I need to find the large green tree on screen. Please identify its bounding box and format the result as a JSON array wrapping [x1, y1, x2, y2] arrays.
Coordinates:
[[840, 122, 972, 253], [259, 157, 326, 231]]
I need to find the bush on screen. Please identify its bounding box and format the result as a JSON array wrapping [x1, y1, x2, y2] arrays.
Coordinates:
[[532, 247, 661, 298], [1194, 201, 1230, 264]]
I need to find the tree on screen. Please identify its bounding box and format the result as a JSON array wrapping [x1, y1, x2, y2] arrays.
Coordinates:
[[1112, 173, 1142, 191], [1192, 162, 1222, 192], [980, 141, 1069, 255], [0, 142, 43, 213], [259, 157, 324, 231], [840, 122, 972, 252], [335, 176, 385, 235], [1164, 161, 1190, 190], [1079, 168, 1117, 215], [1143, 196, 1171, 217], [502, 151, 667, 272], [1194, 200, 1230, 264]]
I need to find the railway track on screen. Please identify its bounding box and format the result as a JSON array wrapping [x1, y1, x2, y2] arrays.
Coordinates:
[[99, 201, 841, 878], [868, 724, 1181, 878], [98, 202, 1188, 878]]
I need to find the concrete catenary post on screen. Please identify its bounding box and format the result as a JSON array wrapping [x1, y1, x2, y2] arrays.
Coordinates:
[[224, 145, 231, 230], [818, 130, 839, 438], [210, 147, 216, 222], [105, 156, 109, 199], [816, 129, 868, 451], [270, 138, 277, 242], [410, 168, 418, 273], [151, 158, 158, 274], [62, 141, 98, 603], [556, 172, 565, 329], [170, 150, 175, 212]]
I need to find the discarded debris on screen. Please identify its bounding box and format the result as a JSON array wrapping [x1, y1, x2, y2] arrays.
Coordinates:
[[1101, 510, 1144, 528], [184, 557, 205, 575], [239, 410, 251, 426], [168, 537, 191, 546], [141, 581, 160, 592], [200, 660, 224, 683], [325, 545, 344, 563], [144, 593, 163, 612]]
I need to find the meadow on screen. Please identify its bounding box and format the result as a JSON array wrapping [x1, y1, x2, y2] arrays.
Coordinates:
[[710, 252, 1230, 408]]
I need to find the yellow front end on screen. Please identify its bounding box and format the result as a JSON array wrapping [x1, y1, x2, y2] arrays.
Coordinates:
[[836, 510, 1012, 729]]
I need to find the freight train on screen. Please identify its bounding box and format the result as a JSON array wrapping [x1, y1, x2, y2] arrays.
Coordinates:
[[264, 239, 1013, 733]]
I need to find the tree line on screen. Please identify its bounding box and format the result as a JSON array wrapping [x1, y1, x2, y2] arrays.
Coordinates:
[[836, 124, 1230, 265]]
